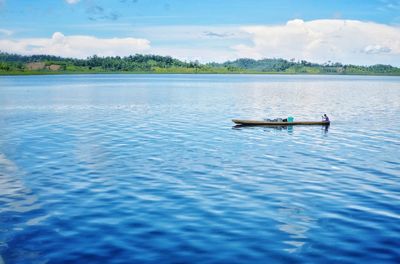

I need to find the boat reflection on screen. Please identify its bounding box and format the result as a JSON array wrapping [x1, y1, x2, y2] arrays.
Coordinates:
[[322, 124, 329, 134], [233, 124, 329, 134]]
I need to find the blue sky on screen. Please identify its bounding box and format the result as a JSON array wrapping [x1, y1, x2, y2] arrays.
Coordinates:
[[1, 0, 400, 65]]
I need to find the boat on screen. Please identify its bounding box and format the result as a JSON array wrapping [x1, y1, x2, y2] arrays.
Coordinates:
[[232, 119, 330, 126]]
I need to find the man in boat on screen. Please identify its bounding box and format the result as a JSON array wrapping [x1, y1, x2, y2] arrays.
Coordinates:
[[322, 114, 330, 122]]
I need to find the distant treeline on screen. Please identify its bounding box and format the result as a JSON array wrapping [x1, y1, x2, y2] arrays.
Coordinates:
[[1, 52, 400, 75]]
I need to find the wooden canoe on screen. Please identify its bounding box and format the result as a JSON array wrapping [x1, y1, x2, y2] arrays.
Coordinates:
[[232, 119, 330, 126]]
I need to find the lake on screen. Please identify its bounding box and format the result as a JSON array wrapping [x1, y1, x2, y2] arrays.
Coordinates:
[[0, 74, 400, 263]]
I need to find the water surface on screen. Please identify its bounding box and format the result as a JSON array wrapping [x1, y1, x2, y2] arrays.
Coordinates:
[[1, 74, 400, 263]]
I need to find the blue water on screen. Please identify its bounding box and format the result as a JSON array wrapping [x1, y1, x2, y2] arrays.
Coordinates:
[[0, 74, 400, 263]]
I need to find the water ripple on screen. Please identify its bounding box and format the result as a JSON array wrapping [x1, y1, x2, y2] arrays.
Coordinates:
[[1, 74, 400, 263]]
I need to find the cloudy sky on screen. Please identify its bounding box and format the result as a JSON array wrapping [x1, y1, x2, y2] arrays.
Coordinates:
[[1, 0, 400, 65]]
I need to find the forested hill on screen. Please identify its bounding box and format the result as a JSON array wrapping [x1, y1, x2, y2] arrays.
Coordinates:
[[1, 52, 400, 75], [214, 58, 400, 75]]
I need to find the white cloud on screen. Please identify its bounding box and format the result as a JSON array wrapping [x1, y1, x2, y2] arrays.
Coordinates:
[[0, 28, 13, 36], [233, 19, 400, 66], [380, 0, 400, 10], [127, 25, 248, 41], [131, 21, 400, 65], [65, 0, 80, 4], [149, 46, 237, 63], [122, 25, 249, 62], [1, 20, 400, 66], [0, 32, 150, 58], [363, 45, 391, 54]]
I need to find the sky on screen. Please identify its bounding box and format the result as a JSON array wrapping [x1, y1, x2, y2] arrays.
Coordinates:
[[0, 0, 400, 65]]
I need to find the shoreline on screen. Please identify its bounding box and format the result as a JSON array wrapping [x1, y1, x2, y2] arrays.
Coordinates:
[[1, 71, 400, 77]]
